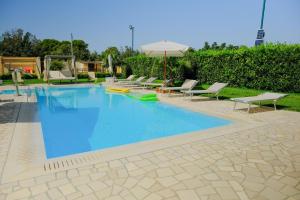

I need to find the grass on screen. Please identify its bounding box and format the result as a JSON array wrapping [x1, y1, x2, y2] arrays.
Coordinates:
[[198, 84, 300, 112]]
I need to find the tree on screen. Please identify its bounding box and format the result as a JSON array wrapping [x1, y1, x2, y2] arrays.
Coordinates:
[[220, 43, 226, 50], [100, 47, 122, 75], [203, 42, 210, 50], [211, 42, 218, 50], [0, 28, 40, 56], [34, 39, 60, 58], [50, 60, 64, 70]]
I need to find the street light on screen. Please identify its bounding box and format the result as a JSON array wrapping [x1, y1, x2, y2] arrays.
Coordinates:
[[255, 0, 267, 46], [129, 25, 135, 51]]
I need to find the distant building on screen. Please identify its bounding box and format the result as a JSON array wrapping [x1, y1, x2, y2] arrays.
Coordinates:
[[76, 61, 122, 74], [0, 56, 41, 78]]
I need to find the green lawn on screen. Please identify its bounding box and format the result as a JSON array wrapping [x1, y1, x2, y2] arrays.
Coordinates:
[[197, 84, 300, 112]]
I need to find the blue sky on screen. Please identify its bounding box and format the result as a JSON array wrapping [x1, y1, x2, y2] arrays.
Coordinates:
[[0, 0, 299, 52]]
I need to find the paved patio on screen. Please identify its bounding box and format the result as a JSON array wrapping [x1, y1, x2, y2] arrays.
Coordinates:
[[0, 85, 300, 200]]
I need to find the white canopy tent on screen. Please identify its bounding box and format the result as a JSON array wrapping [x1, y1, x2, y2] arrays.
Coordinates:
[[141, 40, 189, 82]]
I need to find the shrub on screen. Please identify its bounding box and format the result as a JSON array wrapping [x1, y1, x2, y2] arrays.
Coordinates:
[[22, 73, 38, 79], [95, 72, 111, 78], [77, 73, 89, 79], [50, 60, 64, 70], [191, 44, 300, 92], [124, 44, 300, 92], [0, 74, 12, 80]]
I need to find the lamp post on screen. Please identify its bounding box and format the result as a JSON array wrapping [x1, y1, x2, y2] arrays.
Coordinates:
[[255, 0, 267, 46], [129, 25, 135, 52]]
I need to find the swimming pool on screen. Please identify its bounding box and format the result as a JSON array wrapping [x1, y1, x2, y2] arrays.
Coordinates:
[[35, 86, 231, 158], [0, 89, 28, 95]]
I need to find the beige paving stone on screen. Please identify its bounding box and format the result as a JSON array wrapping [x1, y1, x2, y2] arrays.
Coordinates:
[[59, 183, 76, 196], [138, 177, 156, 189], [157, 188, 176, 198], [144, 193, 163, 200], [88, 180, 108, 191], [203, 173, 219, 181], [67, 169, 79, 178], [47, 188, 63, 199], [177, 190, 200, 200], [6, 188, 31, 200], [109, 160, 123, 168], [71, 175, 90, 186], [30, 183, 48, 196], [229, 181, 244, 191], [196, 185, 216, 196], [95, 186, 113, 199], [182, 178, 204, 189], [215, 187, 239, 199], [157, 176, 179, 187], [237, 191, 250, 200], [123, 177, 138, 189], [125, 163, 138, 171], [242, 180, 265, 192], [106, 196, 123, 200], [76, 184, 93, 195], [19, 179, 35, 187], [156, 167, 174, 177], [174, 173, 193, 181], [35, 174, 56, 184], [131, 185, 149, 199], [280, 176, 298, 186], [112, 185, 123, 195], [33, 193, 50, 200], [76, 193, 99, 200], [280, 185, 299, 196], [260, 187, 287, 200], [66, 191, 82, 200], [48, 178, 69, 188]]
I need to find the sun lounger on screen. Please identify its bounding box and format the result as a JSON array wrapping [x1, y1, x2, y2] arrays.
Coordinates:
[[48, 70, 75, 83], [183, 82, 228, 100], [143, 79, 171, 88], [124, 77, 157, 88], [117, 75, 136, 82], [88, 72, 96, 81], [117, 76, 146, 85], [231, 92, 288, 113], [161, 79, 198, 95]]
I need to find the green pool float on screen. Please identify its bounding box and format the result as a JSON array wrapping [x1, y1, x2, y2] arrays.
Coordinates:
[[127, 93, 159, 101]]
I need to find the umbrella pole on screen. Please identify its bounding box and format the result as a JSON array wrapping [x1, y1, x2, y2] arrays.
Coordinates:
[[164, 50, 167, 83]]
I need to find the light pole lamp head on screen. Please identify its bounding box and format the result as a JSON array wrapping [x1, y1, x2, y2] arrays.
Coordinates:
[[129, 25, 134, 30]]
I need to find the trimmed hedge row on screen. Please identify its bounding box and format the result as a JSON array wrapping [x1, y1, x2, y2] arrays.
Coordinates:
[[124, 44, 300, 92]]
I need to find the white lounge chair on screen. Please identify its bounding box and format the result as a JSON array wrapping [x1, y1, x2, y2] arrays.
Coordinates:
[[143, 79, 171, 88], [183, 82, 228, 100], [124, 77, 157, 88], [48, 70, 75, 83], [88, 72, 96, 81], [231, 92, 288, 113], [161, 79, 198, 96], [117, 76, 146, 85], [117, 75, 136, 82]]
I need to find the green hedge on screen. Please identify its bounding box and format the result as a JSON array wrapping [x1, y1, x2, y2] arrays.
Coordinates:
[[124, 44, 300, 92]]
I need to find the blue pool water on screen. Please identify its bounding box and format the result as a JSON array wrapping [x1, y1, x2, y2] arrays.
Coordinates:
[[0, 89, 28, 95], [35, 86, 231, 158]]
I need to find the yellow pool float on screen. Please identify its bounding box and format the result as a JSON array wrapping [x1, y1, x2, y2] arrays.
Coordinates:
[[106, 87, 130, 93]]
